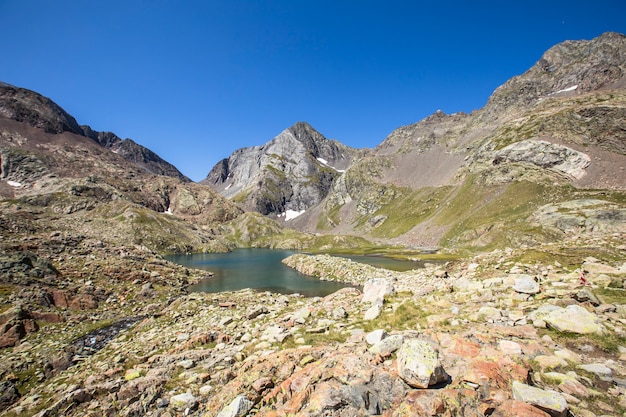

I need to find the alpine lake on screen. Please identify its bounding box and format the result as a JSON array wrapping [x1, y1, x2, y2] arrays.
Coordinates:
[[167, 249, 428, 297]]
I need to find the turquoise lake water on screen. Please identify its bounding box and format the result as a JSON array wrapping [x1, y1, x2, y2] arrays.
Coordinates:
[[167, 249, 351, 297], [167, 249, 430, 297]]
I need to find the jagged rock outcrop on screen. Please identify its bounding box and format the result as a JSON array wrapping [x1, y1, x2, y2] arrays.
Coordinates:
[[81, 125, 190, 181], [202, 122, 359, 217], [484, 31, 626, 119], [492, 140, 591, 180]]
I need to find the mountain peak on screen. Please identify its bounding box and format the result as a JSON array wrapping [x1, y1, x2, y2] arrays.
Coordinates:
[[202, 123, 359, 216], [484, 32, 626, 117]]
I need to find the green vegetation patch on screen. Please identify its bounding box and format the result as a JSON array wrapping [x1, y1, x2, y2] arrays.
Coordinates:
[[360, 297, 429, 332], [540, 328, 626, 354], [439, 179, 576, 250], [365, 186, 453, 239]]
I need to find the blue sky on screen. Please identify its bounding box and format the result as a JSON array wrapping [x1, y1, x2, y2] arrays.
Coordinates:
[[1, 1, 625, 181]]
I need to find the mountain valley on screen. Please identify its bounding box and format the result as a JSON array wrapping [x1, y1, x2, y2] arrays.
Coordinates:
[[0, 33, 625, 417]]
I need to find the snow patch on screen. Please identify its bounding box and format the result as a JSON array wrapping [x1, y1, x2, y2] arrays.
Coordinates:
[[282, 209, 306, 221], [165, 206, 173, 215], [7, 180, 22, 187], [317, 157, 345, 173], [225, 183, 232, 190], [547, 85, 578, 97], [557, 84, 578, 93]]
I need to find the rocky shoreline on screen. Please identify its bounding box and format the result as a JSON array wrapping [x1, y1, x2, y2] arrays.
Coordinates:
[[1, 241, 624, 417]]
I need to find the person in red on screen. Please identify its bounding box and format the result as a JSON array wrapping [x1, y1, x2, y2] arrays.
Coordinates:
[[579, 268, 590, 286]]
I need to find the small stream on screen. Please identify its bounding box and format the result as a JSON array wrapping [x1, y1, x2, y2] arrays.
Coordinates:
[[71, 315, 145, 357], [43, 315, 145, 380]]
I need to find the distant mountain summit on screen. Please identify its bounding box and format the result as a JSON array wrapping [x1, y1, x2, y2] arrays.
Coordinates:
[[0, 83, 189, 181], [289, 32, 626, 247], [202, 122, 360, 217], [483, 31, 626, 120]]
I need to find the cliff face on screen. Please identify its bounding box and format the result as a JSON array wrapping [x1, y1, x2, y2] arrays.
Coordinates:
[[202, 122, 360, 217]]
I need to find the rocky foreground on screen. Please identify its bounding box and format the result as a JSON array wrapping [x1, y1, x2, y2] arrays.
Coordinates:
[[1, 236, 625, 417]]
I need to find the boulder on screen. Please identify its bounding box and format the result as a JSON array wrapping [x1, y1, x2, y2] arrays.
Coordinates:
[[365, 329, 387, 345], [573, 289, 600, 306], [499, 340, 522, 355], [512, 274, 540, 294], [543, 305, 605, 335], [332, 306, 348, 319], [170, 392, 197, 411], [577, 363, 612, 379], [362, 278, 395, 304], [542, 372, 590, 398], [477, 306, 502, 321], [512, 381, 567, 417], [0, 380, 20, 411], [364, 301, 383, 320], [369, 334, 404, 357], [217, 395, 254, 417], [397, 339, 449, 388]]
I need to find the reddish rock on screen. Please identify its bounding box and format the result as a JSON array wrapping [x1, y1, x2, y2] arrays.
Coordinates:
[[51, 290, 70, 308], [0, 307, 39, 347], [558, 379, 590, 397], [50, 290, 97, 309], [69, 294, 98, 309], [219, 302, 236, 308], [463, 358, 528, 390], [522, 341, 551, 357], [0, 323, 25, 348], [252, 377, 274, 393], [492, 324, 538, 339], [31, 311, 65, 323], [391, 390, 445, 416], [493, 399, 551, 417], [446, 338, 482, 358]]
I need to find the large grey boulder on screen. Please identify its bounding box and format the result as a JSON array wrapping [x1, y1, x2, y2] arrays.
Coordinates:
[[362, 278, 395, 304], [363, 300, 383, 320], [512, 381, 568, 417], [396, 339, 449, 388], [543, 304, 605, 335], [369, 334, 404, 357], [217, 395, 254, 417], [170, 392, 198, 411], [511, 274, 540, 294]]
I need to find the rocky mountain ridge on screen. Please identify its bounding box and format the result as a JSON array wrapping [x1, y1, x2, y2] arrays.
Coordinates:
[[0, 83, 189, 182], [0, 97, 244, 253], [202, 121, 360, 218], [288, 32, 626, 250]]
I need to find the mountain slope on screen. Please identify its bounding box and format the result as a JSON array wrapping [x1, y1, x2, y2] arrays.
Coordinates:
[[0, 82, 190, 182], [0, 104, 242, 253], [292, 32, 626, 250], [201, 121, 360, 217]]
